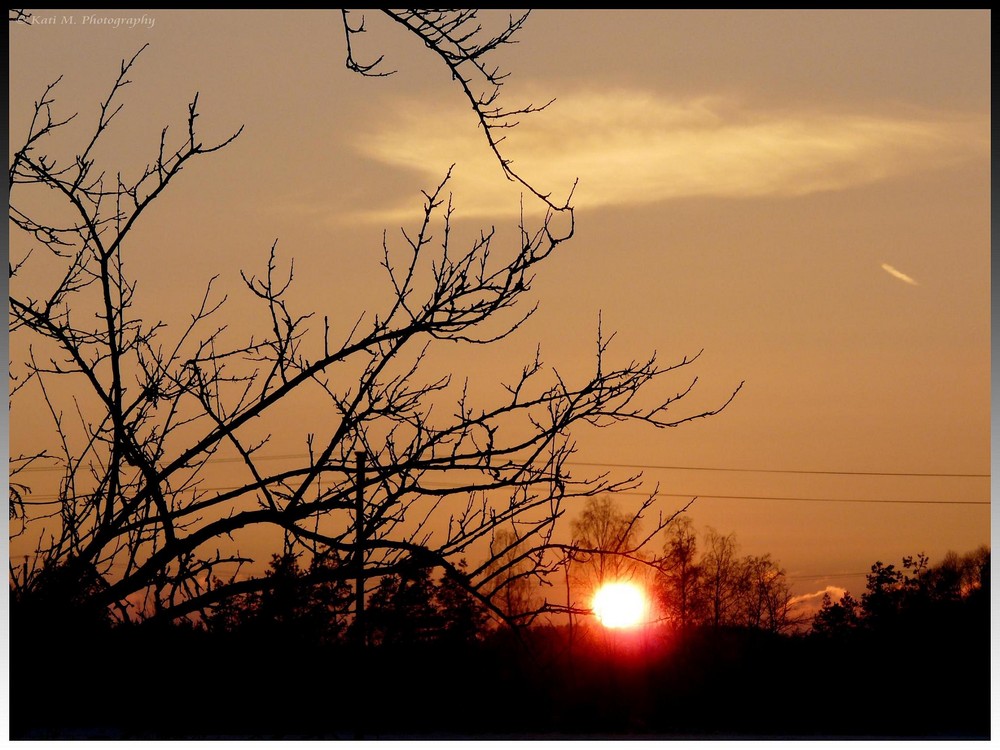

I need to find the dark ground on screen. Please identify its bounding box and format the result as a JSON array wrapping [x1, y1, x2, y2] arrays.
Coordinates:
[[10, 595, 989, 740]]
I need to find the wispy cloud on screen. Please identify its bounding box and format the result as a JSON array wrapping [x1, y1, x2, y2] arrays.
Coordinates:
[[880, 262, 919, 286], [789, 585, 847, 607], [788, 585, 849, 623], [348, 90, 988, 222]]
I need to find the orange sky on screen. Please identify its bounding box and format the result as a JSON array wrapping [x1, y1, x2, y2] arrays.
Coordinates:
[[8, 10, 991, 606]]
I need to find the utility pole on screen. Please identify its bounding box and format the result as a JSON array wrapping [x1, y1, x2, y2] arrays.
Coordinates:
[[354, 450, 367, 647], [353, 450, 367, 741], [565, 554, 574, 643]]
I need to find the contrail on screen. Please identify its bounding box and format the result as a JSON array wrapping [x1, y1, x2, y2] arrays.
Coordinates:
[[880, 262, 918, 285]]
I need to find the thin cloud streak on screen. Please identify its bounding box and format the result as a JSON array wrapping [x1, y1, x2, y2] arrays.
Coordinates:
[[789, 585, 848, 607], [348, 91, 988, 222], [788, 585, 849, 622], [881, 262, 919, 285]]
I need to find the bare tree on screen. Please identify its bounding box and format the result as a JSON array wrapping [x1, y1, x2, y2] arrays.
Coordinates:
[[482, 528, 539, 622], [9, 11, 740, 631], [656, 515, 705, 631], [734, 554, 793, 633], [933, 545, 990, 599], [700, 528, 741, 628], [569, 495, 646, 595], [657, 523, 794, 633]]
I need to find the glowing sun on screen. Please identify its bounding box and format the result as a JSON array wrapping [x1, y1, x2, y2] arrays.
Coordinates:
[[592, 582, 647, 628]]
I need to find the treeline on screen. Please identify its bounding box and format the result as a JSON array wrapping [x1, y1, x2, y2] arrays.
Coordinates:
[[205, 552, 490, 647], [794, 545, 991, 739], [11, 543, 989, 739], [812, 545, 989, 637], [566, 497, 798, 633], [655, 516, 794, 632]]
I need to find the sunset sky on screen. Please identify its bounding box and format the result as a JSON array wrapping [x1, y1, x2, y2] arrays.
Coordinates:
[[8, 10, 990, 611]]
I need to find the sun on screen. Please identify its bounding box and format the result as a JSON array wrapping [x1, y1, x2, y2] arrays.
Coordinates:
[[592, 581, 647, 629]]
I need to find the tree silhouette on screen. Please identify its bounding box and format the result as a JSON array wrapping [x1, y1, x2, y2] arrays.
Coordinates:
[[810, 547, 990, 638], [734, 553, 793, 632], [930, 545, 990, 601], [483, 528, 539, 622], [700, 527, 740, 628], [568, 494, 656, 602], [367, 560, 487, 646], [811, 590, 861, 638], [859, 560, 906, 628], [9, 10, 740, 636], [204, 548, 353, 643], [656, 515, 704, 631], [654, 522, 794, 633]]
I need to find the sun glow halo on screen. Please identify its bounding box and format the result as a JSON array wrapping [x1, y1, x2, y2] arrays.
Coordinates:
[[592, 582, 647, 629]]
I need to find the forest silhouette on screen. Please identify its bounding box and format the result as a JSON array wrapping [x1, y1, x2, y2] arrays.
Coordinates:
[[11, 543, 989, 739]]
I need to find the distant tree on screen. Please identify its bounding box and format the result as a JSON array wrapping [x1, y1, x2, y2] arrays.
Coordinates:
[[431, 561, 491, 643], [367, 567, 442, 646], [701, 527, 741, 628], [928, 545, 989, 601], [929, 551, 967, 602], [656, 515, 704, 631], [483, 529, 539, 623], [570, 495, 647, 595], [809, 547, 990, 638], [367, 560, 487, 646], [964, 545, 990, 591], [654, 522, 795, 633], [811, 591, 861, 638], [859, 560, 906, 628], [735, 553, 793, 633], [10, 557, 112, 635], [205, 549, 353, 643]]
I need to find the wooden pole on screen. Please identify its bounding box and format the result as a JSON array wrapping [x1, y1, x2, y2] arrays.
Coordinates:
[[353, 450, 367, 741], [354, 450, 367, 647]]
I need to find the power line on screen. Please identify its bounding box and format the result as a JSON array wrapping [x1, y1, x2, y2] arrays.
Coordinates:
[[623, 491, 989, 507], [16, 483, 989, 507], [13, 453, 311, 473], [13, 454, 990, 479], [565, 460, 989, 479], [787, 572, 869, 581]]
